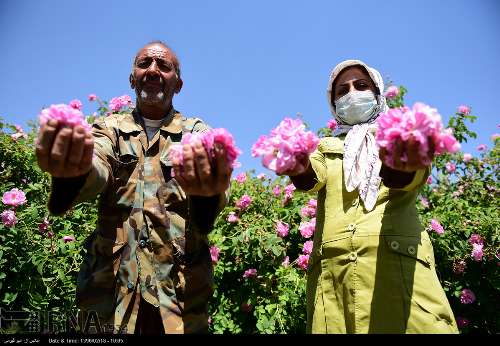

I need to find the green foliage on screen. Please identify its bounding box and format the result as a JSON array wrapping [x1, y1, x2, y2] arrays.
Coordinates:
[[208, 174, 310, 334], [0, 118, 98, 333], [0, 88, 498, 334]]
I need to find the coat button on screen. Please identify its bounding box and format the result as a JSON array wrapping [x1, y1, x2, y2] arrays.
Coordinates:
[[407, 245, 416, 255], [352, 199, 358, 207], [390, 241, 400, 250], [348, 252, 357, 261], [347, 224, 356, 231], [139, 239, 147, 248], [127, 282, 134, 290]]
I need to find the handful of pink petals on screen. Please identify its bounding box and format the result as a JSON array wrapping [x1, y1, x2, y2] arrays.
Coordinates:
[[376, 103, 460, 167], [251, 118, 320, 174]]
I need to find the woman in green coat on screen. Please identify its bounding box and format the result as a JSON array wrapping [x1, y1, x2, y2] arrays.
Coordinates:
[[283, 60, 458, 333]]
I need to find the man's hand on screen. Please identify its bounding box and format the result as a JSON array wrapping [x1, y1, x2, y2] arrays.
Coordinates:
[[379, 136, 434, 173], [172, 140, 232, 197], [35, 119, 94, 178]]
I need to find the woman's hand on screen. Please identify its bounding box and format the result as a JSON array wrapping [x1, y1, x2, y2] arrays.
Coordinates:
[[379, 136, 434, 173], [276, 153, 310, 177]]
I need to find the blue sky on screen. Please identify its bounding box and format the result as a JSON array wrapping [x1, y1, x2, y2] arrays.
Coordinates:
[[1, 0, 499, 176]]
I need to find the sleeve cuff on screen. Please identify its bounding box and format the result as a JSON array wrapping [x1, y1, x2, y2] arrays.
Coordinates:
[[400, 166, 430, 192]]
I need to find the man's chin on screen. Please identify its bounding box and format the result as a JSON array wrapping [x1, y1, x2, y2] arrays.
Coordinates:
[[138, 90, 168, 106]]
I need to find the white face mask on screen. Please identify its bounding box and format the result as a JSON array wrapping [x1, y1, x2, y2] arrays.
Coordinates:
[[335, 90, 379, 125]]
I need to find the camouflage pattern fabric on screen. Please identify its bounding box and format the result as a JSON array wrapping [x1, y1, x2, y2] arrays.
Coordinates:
[[49, 108, 226, 334]]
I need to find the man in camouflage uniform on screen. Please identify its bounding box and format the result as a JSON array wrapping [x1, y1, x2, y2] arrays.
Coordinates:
[[35, 41, 231, 334]]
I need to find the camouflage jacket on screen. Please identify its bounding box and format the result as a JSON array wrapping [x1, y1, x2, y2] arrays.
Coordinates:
[[48, 108, 226, 334]]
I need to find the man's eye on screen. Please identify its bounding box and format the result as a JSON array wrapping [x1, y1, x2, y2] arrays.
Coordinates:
[[137, 61, 149, 68], [159, 63, 173, 71]]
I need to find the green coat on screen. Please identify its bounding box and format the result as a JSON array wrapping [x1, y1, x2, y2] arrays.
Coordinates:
[[305, 136, 458, 334]]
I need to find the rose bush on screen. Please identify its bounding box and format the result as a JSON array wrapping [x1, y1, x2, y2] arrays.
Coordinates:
[[0, 88, 498, 334]]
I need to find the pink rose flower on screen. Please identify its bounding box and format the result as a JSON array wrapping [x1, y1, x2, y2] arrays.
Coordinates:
[[236, 195, 252, 210], [235, 172, 247, 184], [419, 196, 429, 209], [243, 268, 257, 279], [11, 132, 28, 141], [1, 210, 17, 228], [376, 103, 460, 168], [456, 317, 470, 329], [210, 246, 220, 264], [283, 183, 296, 203], [476, 144, 487, 151], [63, 235, 75, 243], [38, 217, 50, 233], [282, 256, 290, 267], [327, 119, 338, 131], [272, 185, 281, 196], [299, 218, 316, 238], [384, 85, 400, 99], [445, 162, 456, 173], [88, 94, 97, 101], [468, 234, 483, 245], [301, 199, 317, 218], [69, 99, 83, 110], [463, 153, 472, 163], [430, 219, 444, 235], [168, 128, 242, 169], [426, 176, 433, 184], [457, 105, 470, 115], [297, 254, 309, 270], [471, 243, 483, 262], [39, 104, 91, 133], [2, 188, 27, 207], [302, 240, 313, 255], [227, 212, 240, 223], [251, 118, 319, 174], [276, 221, 289, 238], [109, 95, 132, 112], [460, 289, 476, 304]]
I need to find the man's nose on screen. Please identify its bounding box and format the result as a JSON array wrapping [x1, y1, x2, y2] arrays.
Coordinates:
[[145, 61, 161, 78], [348, 82, 357, 93]]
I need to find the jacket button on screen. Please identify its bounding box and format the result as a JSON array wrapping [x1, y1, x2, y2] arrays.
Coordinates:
[[390, 241, 400, 250], [407, 245, 416, 255], [348, 252, 357, 261], [139, 239, 147, 248], [347, 224, 356, 231], [352, 199, 358, 207], [127, 282, 134, 290]]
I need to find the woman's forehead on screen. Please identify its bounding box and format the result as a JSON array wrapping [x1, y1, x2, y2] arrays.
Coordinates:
[[335, 65, 371, 84]]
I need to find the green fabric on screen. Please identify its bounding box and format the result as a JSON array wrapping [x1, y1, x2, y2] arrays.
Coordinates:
[[305, 136, 458, 334]]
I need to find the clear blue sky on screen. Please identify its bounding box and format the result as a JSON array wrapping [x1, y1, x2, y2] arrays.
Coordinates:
[[1, 0, 499, 176]]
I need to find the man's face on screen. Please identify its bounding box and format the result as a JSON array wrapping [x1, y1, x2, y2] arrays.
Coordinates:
[[130, 43, 183, 110]]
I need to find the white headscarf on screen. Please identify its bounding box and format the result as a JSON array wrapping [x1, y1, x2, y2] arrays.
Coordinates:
[[326, 59, 388, 211]]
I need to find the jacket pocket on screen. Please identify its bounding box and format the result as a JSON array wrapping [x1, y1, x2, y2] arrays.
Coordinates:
[[160, 159, 186, 212], [384, 234, 456, 329], [110, 154, 138, 208]]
